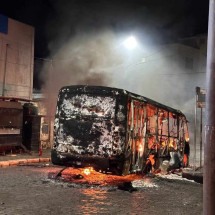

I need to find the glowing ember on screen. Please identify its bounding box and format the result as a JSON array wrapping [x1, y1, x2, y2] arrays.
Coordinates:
[[83, 167, 94, 175], [138, 144, 143, 152]]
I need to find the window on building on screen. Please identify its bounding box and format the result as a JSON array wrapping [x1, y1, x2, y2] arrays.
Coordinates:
[[42, 123, 49, 134], [0, 14, 8, 34]]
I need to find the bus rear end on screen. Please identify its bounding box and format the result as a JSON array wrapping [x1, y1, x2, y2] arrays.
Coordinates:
[[51, 86, 127, 174]]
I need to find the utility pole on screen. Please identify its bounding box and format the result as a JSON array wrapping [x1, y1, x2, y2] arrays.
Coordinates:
[[204, 0, 215, 214]]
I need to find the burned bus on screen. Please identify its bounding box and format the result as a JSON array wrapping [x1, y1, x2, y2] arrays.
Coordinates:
[[51, 85, 189, 175]]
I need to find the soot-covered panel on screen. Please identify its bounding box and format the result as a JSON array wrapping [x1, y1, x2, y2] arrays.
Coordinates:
[[54, 86, 127, 158]]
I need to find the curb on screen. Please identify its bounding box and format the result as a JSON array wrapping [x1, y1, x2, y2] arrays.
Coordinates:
[[182, 171, 203, 184], [0, 158, 51, 167]]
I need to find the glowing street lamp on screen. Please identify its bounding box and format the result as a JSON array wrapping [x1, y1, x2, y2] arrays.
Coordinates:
[[123, 36, 138, 50]]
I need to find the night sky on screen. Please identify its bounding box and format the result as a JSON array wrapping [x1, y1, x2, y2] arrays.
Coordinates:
[[0, 0, 209, 56], [0, 0, 209, 89]]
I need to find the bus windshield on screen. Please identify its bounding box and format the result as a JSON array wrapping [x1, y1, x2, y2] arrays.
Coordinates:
[[58, 94, 116, 120], [54, 92, 120, 156]]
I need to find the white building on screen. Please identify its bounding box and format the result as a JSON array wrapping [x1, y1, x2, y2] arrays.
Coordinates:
[[0, 14, 34, 100]]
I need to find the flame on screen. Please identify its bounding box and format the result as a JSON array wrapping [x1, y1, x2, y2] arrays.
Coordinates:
[[183, 154, 188, 167], [138, 144, 143, 152], [83, 167, 94, 175], [161, 141, 166, 147], [146, 154, 155, 166], [169, 138, 174, 148], [186, 137, 190, 142]]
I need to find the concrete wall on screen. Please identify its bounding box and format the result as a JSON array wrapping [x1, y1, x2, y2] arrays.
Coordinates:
[[0, 16, 34, 100]]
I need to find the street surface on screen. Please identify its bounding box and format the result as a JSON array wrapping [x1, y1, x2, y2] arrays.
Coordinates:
[[0, 164, 202, 215]]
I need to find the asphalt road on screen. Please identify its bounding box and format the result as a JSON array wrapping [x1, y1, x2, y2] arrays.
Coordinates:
[[0, 164, 202, 215]]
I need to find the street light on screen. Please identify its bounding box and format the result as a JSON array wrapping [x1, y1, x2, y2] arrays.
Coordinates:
[[123, 36, 138, 50]]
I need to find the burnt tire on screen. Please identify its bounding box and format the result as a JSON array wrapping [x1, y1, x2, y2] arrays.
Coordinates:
[[51, 149, 64, 166]]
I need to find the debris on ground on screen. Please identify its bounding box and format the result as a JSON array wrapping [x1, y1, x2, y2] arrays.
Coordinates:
[[48, 167, 143, 186]]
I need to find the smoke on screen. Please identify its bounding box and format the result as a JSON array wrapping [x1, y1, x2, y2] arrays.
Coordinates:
[[40, 31, 206, 121], [115, 43, 206, 166], [40, 29, 127, 117], [38, 1, 207, 165]]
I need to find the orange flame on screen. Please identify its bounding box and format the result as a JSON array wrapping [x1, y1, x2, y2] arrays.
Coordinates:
[[183, 154, 188, 167], [138, 144, 143, 152], [146, 154, 155, 166]]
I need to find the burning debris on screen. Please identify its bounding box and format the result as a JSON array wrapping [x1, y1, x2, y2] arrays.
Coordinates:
[[47, 164, 197, 192], [49, 166, 142, 187]]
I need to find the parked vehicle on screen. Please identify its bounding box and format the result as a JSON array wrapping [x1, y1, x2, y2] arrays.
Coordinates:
[[51, 85, 189, 175]]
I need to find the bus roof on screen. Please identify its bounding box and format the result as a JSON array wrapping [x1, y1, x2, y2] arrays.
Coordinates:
[[59, 85, 185, 117]]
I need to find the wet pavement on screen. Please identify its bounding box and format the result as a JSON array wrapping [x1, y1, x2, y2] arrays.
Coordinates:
[[0, 164, 203, 215], [0, 149, 203, 184]]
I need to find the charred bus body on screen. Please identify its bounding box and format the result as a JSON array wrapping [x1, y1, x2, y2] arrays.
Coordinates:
[[51, 85, 189, 175]]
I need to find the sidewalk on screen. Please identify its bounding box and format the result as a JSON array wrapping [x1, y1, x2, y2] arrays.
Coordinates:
[[182, 167, 203, 184], [0, 149, 51, 167]]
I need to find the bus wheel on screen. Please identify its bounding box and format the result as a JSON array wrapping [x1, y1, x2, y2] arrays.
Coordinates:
[[51, 149, 62, 165]]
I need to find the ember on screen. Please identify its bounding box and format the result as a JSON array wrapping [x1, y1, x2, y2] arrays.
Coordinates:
[[138, 144, 143, 152], [83, 167, 94, 176]]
